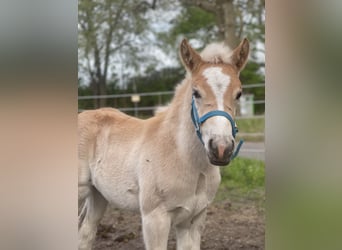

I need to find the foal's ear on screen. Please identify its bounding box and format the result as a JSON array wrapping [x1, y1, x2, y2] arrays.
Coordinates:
[[179, 39, 203, 73], [230, 38, 249, 73]]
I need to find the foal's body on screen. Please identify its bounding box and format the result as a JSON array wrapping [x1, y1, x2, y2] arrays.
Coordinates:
[[79, 38, 249, 250], [79, 82, 220, 249]]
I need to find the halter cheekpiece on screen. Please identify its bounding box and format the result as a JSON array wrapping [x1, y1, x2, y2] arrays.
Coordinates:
[[190, 95, 244, 161]]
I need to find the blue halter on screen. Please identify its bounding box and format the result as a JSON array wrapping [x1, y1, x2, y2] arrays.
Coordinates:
[[190, 96, 244, 160]]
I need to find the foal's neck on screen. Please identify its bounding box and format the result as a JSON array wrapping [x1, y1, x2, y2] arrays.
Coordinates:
[[164, 78, 208, 168]]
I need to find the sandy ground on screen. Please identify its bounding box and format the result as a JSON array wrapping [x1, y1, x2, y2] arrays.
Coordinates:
[[94, 199, 265, 250]]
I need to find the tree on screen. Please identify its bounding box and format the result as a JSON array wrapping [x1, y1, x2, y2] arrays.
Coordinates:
[[78, 0, 148, 108], [163, 5, 217, 46], [78, 0, 265, 114], [180, 0, 265, 48]]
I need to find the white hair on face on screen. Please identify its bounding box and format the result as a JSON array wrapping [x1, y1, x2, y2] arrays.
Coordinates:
[[201, 67, 233, 145], [202, 67, 231, 111], [200, 42, 233, 64]]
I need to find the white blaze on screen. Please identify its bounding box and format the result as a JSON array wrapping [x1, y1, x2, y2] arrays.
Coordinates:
[[202, 67, 233, 147], [202, 67, 230, 110]]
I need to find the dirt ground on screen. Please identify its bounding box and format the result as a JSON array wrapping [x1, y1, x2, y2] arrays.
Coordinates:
[[94, 199, 265, 250]]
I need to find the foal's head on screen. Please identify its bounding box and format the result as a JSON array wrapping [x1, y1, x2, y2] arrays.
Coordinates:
[[180, 38, 249, 166]]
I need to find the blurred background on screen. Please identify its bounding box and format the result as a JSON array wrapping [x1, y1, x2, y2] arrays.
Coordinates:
[[1, 0, 342, 249]]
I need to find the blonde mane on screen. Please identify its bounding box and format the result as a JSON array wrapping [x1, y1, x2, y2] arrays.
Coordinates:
[[200, 42, 233, 64]]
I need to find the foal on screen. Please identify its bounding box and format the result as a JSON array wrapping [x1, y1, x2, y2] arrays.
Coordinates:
[[78, 38, 249, 250]]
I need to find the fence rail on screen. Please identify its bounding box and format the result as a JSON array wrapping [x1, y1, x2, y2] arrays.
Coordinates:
[[78, 91, 175, 100], [78, 84, 264, 100]]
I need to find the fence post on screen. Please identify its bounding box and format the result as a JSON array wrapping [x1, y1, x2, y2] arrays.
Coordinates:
[[131, 94, 140, 117]]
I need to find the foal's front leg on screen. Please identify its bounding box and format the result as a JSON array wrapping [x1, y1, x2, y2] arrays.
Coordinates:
[[175, 208, 207, 250], [141, 206, 171, 250]]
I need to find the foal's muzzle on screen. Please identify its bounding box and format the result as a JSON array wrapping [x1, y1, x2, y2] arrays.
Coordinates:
[[208, 138, 234, 166], [190, 95, 244, 164]]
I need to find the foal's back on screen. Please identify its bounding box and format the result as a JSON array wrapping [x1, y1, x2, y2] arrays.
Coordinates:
[[78, 108, 164, 210], [78, 107, 164, 163]]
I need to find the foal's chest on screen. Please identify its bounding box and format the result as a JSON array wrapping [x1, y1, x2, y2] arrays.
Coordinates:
[[170, 169, 221, 226]]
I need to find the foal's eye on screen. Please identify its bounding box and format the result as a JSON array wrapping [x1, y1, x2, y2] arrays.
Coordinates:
[[193, 89, 202, 99], [236, 91, 242, 100]]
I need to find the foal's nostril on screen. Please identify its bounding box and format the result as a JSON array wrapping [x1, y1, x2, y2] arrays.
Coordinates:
[[208, 139, 214, 150], [226, 141, 234, 154], [208, 139, 219, 158]]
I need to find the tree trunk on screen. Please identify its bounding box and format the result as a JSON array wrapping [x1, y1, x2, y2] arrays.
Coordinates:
[[217, 0, 239, 48], [90, 79, 99, 108], [89, 79, 107, 108], [99, 78, 107, 107], [181, 0, 240, 48]]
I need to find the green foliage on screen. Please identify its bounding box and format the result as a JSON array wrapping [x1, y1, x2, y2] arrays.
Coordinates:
[[158, 5, 217, 55], [240, 61, 264, 84], [237, 118, 264, 133], [235, 118, 264, 142], [126, 67, 185, 93], [78, 85, 94, 111], [221, 157, 265, 189], [170, 6, 216, 41], [215, 157, 265, 203], [240, 61, 265, 114]]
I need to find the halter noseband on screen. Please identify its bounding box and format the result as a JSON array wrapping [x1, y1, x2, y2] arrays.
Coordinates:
[[190, 95, 244, 161]]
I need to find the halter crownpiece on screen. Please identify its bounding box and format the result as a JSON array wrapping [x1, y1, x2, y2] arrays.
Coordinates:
[[190, 95, 244, 161]]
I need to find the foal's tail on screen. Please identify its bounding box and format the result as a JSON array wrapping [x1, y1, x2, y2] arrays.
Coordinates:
[[78, 155, 94, 227], [78, 193, 88, 229], [78, 110, 96, 227]]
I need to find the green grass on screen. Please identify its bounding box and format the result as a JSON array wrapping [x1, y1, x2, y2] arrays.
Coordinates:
[[221, 157, 265, 188], [236, 117, 265, 142], [215, 157, 265, 207], [237, 118, 264, 133]]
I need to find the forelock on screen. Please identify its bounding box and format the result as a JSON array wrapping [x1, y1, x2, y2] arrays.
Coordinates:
[[200, 42, 233, 64]]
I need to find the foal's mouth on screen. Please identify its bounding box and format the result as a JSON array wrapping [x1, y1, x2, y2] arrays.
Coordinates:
[[209, 158, 230, 167]]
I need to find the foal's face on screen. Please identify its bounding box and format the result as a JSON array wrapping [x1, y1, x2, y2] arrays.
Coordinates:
[[192, 64, 242, 165], [180, 38, 249, 166]]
